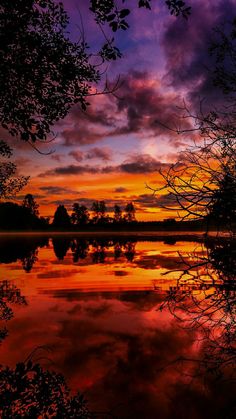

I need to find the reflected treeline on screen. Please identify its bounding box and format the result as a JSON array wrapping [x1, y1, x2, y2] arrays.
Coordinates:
[[0, 236, 138, 269], [52, 237, 137, 263], [0, 236, 49, 272], [159, 237, 236, 415], [0, 280, 27, 344], [206, 239, 236, 282], [52, 237, 72, 261]]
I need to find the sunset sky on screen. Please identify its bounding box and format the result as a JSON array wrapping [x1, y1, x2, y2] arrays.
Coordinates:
[[9, 0, 236, 220]]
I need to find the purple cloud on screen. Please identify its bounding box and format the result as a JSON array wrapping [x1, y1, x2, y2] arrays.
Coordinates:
[[85, 147, 112, 161]]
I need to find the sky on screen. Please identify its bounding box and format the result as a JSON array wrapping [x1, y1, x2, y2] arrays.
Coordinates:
[[10, 0, 236, 220]]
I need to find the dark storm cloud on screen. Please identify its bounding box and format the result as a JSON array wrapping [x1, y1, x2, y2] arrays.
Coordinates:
[[162, 0, 236, 108], [59, 70, 192, 148], [109, 70, 192, 137], [40, 154, 168, 177]]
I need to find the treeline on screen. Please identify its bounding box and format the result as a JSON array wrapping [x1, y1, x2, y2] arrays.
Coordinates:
[[0, 195, 138, 231], [0, 194, 219, 231], [53, 201, 136, 229], [0, 195, 49, 230]]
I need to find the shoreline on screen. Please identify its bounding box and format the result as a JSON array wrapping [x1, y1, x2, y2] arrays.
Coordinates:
[[0, 230, 232, 241]]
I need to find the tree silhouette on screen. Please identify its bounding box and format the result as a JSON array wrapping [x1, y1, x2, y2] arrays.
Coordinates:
[[0, 280, 27, 344], [71, 239, 89, 263], [0, 236, 48, 264], [21, 249, 38, 273], [114, 241, 123, 259], [159, 238, 236, 386], [124, 202, 136, 223], [0, 360, 93, 418], [91, 201, 107, 224], [208, 164, 236, 231], [154, 137, 236, 232], [124, 241, 136, 262], [52, 237, 71, 260], [22, 193, 39, 217], [113, 204, 123, 223], [71, 203, 90, 226], [210, 18, 236, 95], [52, 205, 71, 229], [0, 0, 100, 145], [0, 202, 45, 230], [0, 141, 28, 198], [91, 240, 107, 263], [90, 0, 191, 34]]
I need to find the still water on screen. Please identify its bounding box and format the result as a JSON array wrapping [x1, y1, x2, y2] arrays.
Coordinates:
[[0, 234, 235, 418]]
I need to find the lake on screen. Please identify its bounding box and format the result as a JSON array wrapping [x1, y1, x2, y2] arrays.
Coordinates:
[[0, 234, 235, 418]]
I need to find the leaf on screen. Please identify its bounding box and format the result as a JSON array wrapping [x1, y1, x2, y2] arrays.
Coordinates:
[[106, 13, 116, 22], [119, 9, 130, 18], [110, 21, 118, 32], [21, 132, 29, 141]]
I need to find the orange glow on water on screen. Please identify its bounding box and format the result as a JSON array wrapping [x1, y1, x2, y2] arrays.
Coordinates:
[[0, 236, 230, 417]]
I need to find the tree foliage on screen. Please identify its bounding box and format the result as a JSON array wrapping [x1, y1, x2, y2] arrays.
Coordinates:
[[0, 280, 27, 344], [113, 204, 123, 222], [160, 238, 236, 387], [71, 203, 90, 225], [124, 202, 136, 222], [91, 200, 107, 223], [0, 141, 28, 199], [0, 201, 48, 230], [22, 193, 39, 217], [157, 138, 236, 230], [0, 360, 93, 418], [52, 205, 71, 229], [0, 0, 99, 144], [210, 18, 236, 95], [90, 0, 191, 33]]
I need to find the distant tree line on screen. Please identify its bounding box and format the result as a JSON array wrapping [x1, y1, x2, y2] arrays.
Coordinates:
[[0, 194, 49, 230], [0, 195, 137, 230], [52, 200, 136, 229], [0, 193, 227, 231]]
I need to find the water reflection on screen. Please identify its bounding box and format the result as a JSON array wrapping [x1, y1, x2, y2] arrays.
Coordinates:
[[160, 238, 236, 418], [0, 280, 27, 343], [0, 235, 235, 418], [52, 236, 71, 261], [0, 236, 48, 272]]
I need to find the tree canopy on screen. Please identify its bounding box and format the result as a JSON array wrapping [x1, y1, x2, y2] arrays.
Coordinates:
[[0, 141, 28, 198], [0, 0, 100, 145]]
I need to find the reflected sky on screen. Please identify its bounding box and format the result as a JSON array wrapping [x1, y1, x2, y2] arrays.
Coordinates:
[[0, 236, 234, 418]]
